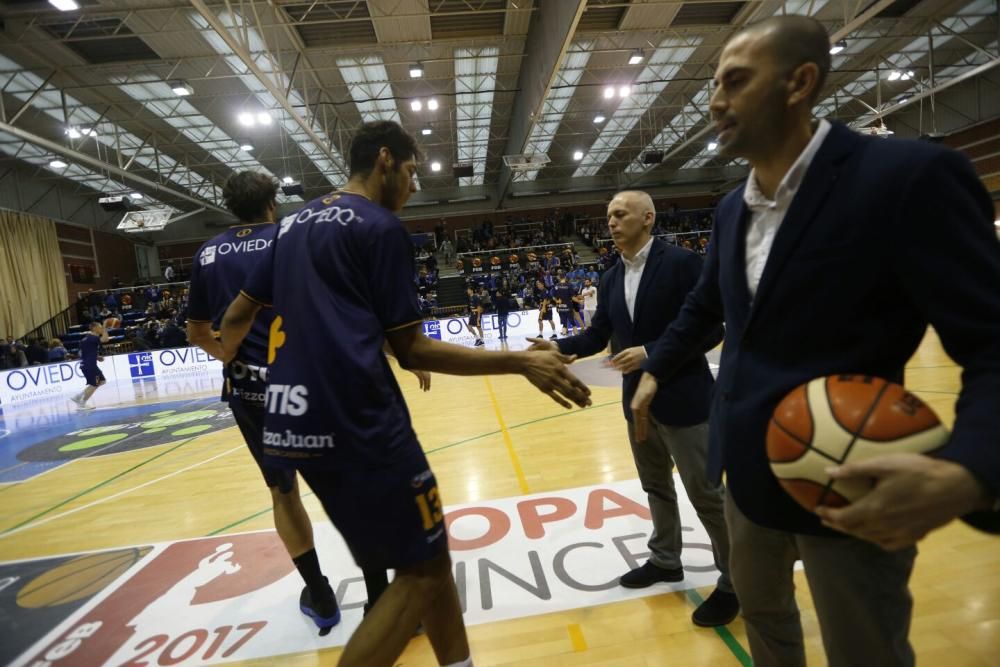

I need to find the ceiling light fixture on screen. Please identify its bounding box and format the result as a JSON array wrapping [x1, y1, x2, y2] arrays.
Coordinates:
[[829, 40, 847, 55], [170, 80, 194, 97], [430, 161, 441, 172], [619, 85, 631, 98], [282, 176, 294, 185], [628, 50, 644, 65], [410, 63, 424, 78], [573, 150, 584, 161], [708, 141, 719, 151], [49, 159, 68, 169], [49, 0, 80, 10], [66, 127, 82, 139], [603, 86, 615, 99], [239, 143, 253, 151], [427, 98, 439, 111], [238, 112, 255, 126], [256, 112, 272, 125], [411, 99, 423, 111], [887, 70, 902, 81], [129, 192, 144, 200], [594, 114, 606, 123], [421, 127, 432, 136]]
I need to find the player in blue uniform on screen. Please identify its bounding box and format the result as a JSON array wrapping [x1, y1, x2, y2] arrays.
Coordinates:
[[464, 287, 484, 346], [70, 322, 108, 410], [553, 276, 581, 336], [186, 171, 357, 633], [219, 121, 590, 667], [535, 279, 557, 340]]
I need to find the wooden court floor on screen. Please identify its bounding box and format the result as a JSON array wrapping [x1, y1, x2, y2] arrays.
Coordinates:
[[2, 329, 999, 666]]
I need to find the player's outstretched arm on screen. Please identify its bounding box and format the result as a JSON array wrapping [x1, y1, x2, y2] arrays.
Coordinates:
[[219, 293, 261, 363], [385, 322, 592, 409]]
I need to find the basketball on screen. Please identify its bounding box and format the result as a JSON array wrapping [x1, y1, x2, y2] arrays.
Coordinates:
[[766, 375, 949, 511], [16, 547, 151, 608]]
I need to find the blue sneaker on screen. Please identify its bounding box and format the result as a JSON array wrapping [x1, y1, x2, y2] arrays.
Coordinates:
[[300, 580, 341, 632]]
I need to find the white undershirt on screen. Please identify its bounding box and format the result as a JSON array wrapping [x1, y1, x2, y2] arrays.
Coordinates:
[[743, 119, 832, 298], [621, 236, 654, 321]]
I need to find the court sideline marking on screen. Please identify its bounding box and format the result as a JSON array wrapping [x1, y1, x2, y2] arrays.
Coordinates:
[[483, 377, 530, 494]]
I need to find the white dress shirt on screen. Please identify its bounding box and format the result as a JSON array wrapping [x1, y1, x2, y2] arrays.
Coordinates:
[[743, 119, 832, 298], [621, 236, 654, 321]]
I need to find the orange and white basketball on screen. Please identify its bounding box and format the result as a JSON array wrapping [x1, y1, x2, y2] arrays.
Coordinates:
[[766, 375, 949, 511]]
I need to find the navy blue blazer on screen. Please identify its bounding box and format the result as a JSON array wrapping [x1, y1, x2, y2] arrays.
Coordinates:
[[557, 239, 723, 427], [643, 121, 1000, 535]]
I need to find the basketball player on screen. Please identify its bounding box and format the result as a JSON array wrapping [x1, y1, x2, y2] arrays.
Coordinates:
[[631, 16, 1000, 666], [186, 171, 388, 632], [465, 286, 485, 346], [553, 276, 579, 336], [219, 120, 590, 667], [535, 279, 557, 339], [69, 321, 108, 410]]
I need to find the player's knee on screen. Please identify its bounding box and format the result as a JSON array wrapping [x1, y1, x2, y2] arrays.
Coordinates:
[[395, 550, 454, 594], [269, 474, 300, 501]]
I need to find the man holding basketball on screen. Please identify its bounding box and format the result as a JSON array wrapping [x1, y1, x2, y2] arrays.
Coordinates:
[[630, 15, 1000, 667]]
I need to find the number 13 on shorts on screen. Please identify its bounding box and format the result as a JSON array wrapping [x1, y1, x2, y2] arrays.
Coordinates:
[[415, 486, 443, 531]]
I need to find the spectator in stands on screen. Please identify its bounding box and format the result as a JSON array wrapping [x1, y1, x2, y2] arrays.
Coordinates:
[[159, 318, 187, 349], [440, 237, 454, 264], [48, 338, 68, 362], [164, 262, 176, 282], [105, 291, 118, 312], [111, 275, 123, 288], [4, 337, 27, 368], [26, 339, 48, 365], [125, 328, 150, 351]]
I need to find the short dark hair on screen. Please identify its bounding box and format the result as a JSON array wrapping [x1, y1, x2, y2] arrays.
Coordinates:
[[222, 171, 278, 222], [741, 15, 831, 104], [349, 121, 420, 177]]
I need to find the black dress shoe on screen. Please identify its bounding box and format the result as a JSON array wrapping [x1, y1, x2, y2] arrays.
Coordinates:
[[619, 561, 684, 588], [692, 589, 740, 627]]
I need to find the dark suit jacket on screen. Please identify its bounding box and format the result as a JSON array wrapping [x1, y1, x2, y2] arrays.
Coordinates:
[[643, 121, 1000, 535], [558, 239, 722, 427]]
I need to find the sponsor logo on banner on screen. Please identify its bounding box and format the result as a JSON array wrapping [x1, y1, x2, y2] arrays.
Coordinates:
[[0, 363, 84, 405], [127, 352, 155, 379], [0, 347, 223, 408], [426, 309, 536, 345], [9, 479, 726, 666], [422, 320, 442, 340]]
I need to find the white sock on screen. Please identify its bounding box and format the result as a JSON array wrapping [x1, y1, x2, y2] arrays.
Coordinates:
[[441, 658, 472, 667]]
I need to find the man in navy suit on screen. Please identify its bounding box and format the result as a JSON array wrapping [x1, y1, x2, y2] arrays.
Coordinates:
[[530, 190, 737, 627], [631, 15, 1000, 667]]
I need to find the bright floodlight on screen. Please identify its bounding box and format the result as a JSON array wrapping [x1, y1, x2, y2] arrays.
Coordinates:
[[619, 85, 631, 97], [410, 63, 424, 78], [129, 192, 144, 200], [573, 150, 584, 161], [829, 40, 847, 55], [594, 115, 606, 123], [256, 112, 272, 125], [411, 99, 422, 111], [238, 112, 254, 126], [239, 144, 253, 151], [427, 98, 439, 110], [628, 50, 644, 65], [421, 127, 432, 136], [49, 0, 80, 10], [170, 81, 194, 96], [888, 70, 902, 81], [603, 86, 615, 99], [49, 159, 68, 169], [282, 176, 294, 185], [66, 127, 82, 139], [430, 161, 441, 172], [708, 141, 719, 151]]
